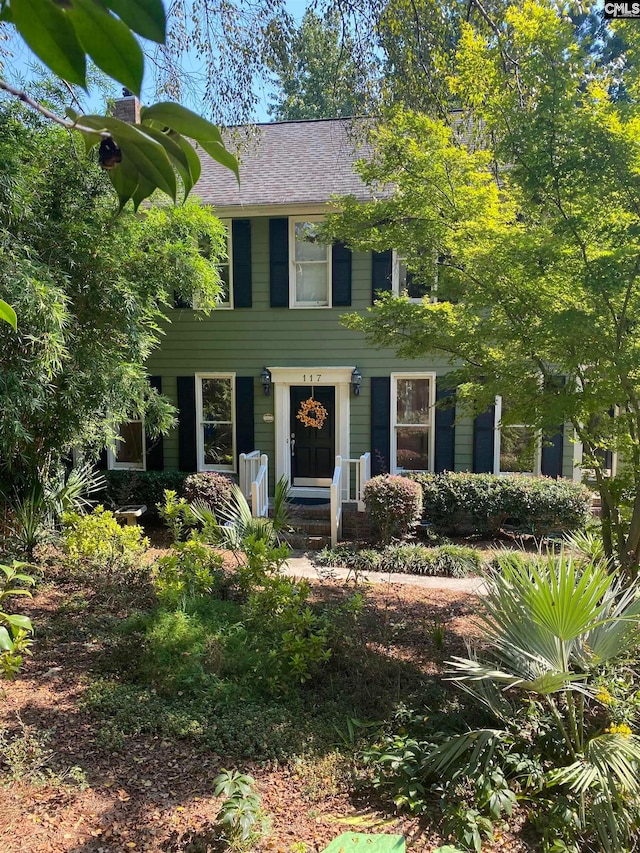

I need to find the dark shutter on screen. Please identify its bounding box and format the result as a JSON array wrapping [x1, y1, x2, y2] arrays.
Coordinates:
[[435, 384, 456, 473], [173, 291, 192, 309], [371, 377, 391, 475], [371, 250, 393, 303], [145, 375, 164, 471], [269, 218, 289, 307], [473, 406, 495, 473], [96, 448, 108, 471], [232, 219, 252, 308], [235, 376, 255, 462], [541, 427, 564, 478], [177, 376, 197, 472], [331, 241, 352, 306]]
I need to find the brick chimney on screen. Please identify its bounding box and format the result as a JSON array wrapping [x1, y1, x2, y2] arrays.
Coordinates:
[[113, 88, 140, 124]]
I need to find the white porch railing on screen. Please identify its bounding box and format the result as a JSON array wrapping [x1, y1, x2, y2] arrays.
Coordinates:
[[239, 450, 261, 499], [330, 452, 371, 546], [251, 454, 269, 518]]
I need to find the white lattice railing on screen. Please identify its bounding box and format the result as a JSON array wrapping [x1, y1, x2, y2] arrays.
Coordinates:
[[251, 454, 269, 518], [239, 450, 261, 499], [340, 453, 371, 510]]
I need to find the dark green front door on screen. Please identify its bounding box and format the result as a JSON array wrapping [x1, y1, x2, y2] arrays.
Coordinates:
[[290, 386, 335, 485]]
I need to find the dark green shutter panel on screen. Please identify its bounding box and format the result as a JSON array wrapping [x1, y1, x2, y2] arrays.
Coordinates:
[[331, 241, 352, 306], [232, 219, 252, 308], [371, 250, 392, 303], [146, 375, 164, 471], [473, 406, 495, 473], [96, 448, 108, 470], [177, 376, 197, 472], [235, 376, 255, 462], [269, 218, 289, 307], [435, 384, 456, 472], [173, 291, 191, 309], [541, 427, 563, 478], [371, 377, 391, 475]]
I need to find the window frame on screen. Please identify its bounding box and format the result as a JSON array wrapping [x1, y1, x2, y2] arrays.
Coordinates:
[[390, 372, 437, 474], [195, 372, 236, 473], [494, 396, 541, 476], [107, 418, 146, 471], [289, 216, 332, 309], [391, 250, 438, 303]]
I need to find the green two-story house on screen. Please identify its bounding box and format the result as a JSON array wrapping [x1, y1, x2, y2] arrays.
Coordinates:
[[108, 97, 581, 502]]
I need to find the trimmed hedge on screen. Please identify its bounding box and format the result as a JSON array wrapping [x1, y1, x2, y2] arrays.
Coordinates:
[[103, 471, 188, 515], [363, 475, 423, 543], [407, 472, 591, 538], [314, 542, 482, 578]]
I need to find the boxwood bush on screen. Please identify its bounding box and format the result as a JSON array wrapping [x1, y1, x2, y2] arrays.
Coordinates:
[[408, 472, 591, 538], [363, 475, 423, 543], [103, 471, 188, 515]]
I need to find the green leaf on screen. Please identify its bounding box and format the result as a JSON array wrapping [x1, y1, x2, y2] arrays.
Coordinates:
[[3, 614, 33, 633], [10, 0, 86, 87], [108, 157, 139, 211], [136, 125, 195, 199], [131, 174, 157, 211], [141, 102, 224, 145], [197, 139, 240, 183], [173, 132, 202, 188], [0, 625, 13, 651], [102, 0, 165, 43], [0, 299, 17, 331], [68, 0, 144, 96]]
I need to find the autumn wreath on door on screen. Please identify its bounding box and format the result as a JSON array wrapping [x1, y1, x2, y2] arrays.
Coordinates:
[[296, 396, 328, 429]]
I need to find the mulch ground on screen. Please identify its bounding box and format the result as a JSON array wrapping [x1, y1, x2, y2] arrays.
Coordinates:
[[0, 557, 535, 853]]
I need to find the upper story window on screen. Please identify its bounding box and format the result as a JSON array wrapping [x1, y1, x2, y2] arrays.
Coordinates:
[[175, 219, 233, 309], [391, 373, 436, 473], [494, 396, 540, 475], [392, 251, 436, 303], [290, 218, 332, 308], [108, 419, 145, 470], [196, 373, 235, 472]]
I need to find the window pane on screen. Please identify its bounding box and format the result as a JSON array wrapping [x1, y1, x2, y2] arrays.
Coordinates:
[[294, 222, 327, 262], [203, 423, 233, 466], [201, 378, 232, 421], [406, 271, 432, 300], [295, 263, 328, 303], [217, 264, 230, 305], [396, 428, 430, 470], [115, 421, 143, 465], [396, 378, 431, 425], [500, 426, 536, 473]]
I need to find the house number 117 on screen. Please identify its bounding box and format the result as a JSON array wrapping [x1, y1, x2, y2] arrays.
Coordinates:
[[303, 374, 322, 382]]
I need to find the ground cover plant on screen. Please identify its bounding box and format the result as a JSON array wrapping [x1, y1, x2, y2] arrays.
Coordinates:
[[314, 543, 483, 578]]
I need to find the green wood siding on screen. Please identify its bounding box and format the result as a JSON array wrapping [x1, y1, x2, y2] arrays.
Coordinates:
[[146, 217, 476, 479]]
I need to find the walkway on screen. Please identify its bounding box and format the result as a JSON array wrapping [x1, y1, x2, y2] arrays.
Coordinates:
[[283, 554, 487, 594]]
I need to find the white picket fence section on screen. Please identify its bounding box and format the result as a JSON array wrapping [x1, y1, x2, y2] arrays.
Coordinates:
[[251, 454, 269, 518], [239, 450, 269, 518], [330, 452, 371, 546]]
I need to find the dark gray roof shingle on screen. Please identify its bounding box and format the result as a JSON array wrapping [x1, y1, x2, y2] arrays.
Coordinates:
[[193, 118, 373, 209]]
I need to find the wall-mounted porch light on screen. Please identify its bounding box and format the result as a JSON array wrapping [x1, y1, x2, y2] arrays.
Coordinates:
[[260, 367, 272, 396], [351, 367, 362, 396]]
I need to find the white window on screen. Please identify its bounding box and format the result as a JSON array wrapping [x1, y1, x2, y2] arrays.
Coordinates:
[[392, 250, 437, 303], [215, 219, 233, 309], [290, 218, 331, 307], [175, 219, 232, 309], [391, 373, 436, 473], [494, 396, 541, 475], [108, 419, 145, 470], [196, 374, 235, 472]]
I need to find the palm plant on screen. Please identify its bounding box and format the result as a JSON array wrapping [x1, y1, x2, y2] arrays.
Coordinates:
[[434, 551, 640, 851]]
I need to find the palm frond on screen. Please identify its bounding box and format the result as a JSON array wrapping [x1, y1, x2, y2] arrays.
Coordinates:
[[424, 729, 506, 777]]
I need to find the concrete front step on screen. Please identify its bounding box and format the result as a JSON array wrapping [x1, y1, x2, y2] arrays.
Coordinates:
[[286, 533, 331, 550]]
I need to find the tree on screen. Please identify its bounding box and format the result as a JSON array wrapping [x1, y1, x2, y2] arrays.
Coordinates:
[[0, 100, 226, 497], [326, 1, 640, 573], [266, 8, 375, 120]]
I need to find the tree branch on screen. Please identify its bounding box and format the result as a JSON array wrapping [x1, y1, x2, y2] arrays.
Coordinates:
[[0, 79, 109, 139]]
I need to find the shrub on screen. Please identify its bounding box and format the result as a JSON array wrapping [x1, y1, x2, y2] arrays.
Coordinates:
[[363, 475, 423, 543], [153, 536, 224, 608], [62, 506, 149, 580], [409, 472, 591, 538], [183, 472, 234, 517], [102, 470, 188, 515], [314, 543, 482, 578]]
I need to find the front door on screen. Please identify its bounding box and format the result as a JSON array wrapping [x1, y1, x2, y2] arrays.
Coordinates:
[[290, 386, 335, 486]]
